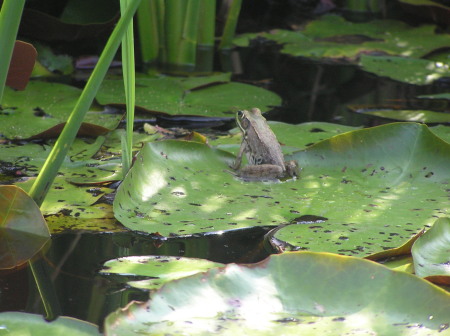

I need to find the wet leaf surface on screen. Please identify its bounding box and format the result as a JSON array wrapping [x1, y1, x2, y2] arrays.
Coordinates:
[[412, 218, 450, 278], [104, 252, 450, 335], [0, 185, 50, 269], [0, 312, 100, 335], [359, 55, 450, 85], [114, 123, 450, 257], [351, 106, 450, 124], [0, 80, 121, 139], [96, 75, 281, 117], [101, 255, 224, 290]]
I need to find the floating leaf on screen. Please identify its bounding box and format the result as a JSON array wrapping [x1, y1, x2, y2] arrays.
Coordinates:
[[113, 123, 450, 257], [235, 15, 450, 62], [0, 185, 50, 269], [101, 255, 224, 290], [104, 252, 450, 335], [0, 312, 100, 335], [96, 76, 281, 117], [359, 54, 450, 85], [412, 217, 450, 278], [351, 107, 450, 123], [0, 81, 121, 139]]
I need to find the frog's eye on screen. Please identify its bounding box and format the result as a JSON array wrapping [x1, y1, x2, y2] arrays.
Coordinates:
[[237, 110, 244, 119]]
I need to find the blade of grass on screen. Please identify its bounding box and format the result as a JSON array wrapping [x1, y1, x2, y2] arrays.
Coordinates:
[[120, 0, 136, 175], [29, 0, 142, 206], [0, 0, 26, 103]]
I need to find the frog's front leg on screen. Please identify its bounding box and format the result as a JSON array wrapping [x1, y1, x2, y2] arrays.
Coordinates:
[[231, 141, 247, 170]]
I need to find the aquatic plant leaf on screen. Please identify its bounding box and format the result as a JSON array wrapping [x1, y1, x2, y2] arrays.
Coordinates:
[[113, 123, 450, 257], [104, 252, 450, 335], [96, 76, 281, 117], [0, 185, 49, 269], [430, 125, 450, 144], [235, 15, 450, 63], [412, 217, 450, 278], [0, 81, 121, 139], [352, 107, 450, 123], [0, 312, 100, 335], [359, 55, 450, 85], [101, 255, 224, 290], [17, 177, 112, 219]]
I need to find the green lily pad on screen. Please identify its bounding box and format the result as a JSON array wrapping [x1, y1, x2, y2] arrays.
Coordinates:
[[114, 123, 450, 258], [101, 255, 224, 290], [17, 177, 112, 219], [359, 55, 450, 85], [412, 217, 450, 278], [0, 81, 121, 139], [0, 312, 100, 335], [96, 76, 281, 117], [212, 121, 361, 153], [0, 185, 50, 269], [104, 252, 450, 335], [352, 107, 450, 123], [235, 15, 450, 61], [430, 125, 450, 144]]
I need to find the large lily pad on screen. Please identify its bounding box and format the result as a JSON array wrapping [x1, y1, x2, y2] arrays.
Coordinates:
[[114, 123, 450, 257], [412, 217, 450, 278], [95, 76, 281, 117], [359, 55, 450, 85], [0, 312, 100, 335], [0, 81, 122, 139], [104, 252, 450, 335], [0, 185, 50, 269]]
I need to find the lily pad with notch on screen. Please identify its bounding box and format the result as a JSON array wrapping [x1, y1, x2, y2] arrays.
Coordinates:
[[104, 252, 450, 335], [113, 123, 450, 257]]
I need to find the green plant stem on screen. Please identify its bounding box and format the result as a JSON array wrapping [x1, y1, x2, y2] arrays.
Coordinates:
[[120, 0, 136, 175], [218, 0, 242, 50], [197, 0, 215, 47], [29, 0, 142, 206], [165, 0, 200, 71], [137, 0, 159, 64], [0, 0, 26, 103]]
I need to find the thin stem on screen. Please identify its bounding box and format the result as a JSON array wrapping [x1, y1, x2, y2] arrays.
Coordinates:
[[218, 0, 242, 50], [29, 0, 142, 206]]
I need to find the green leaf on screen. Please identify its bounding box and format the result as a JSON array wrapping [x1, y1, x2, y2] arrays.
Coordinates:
[[0, 312, 100, 335], [101, 255, 224, 290], [236, 15, 450, 62], [412, 217, 450, 278], [113, 123, 450, 258], [353, 107, 450, 123], [104, 252, 450, 335], [359, 55, 450, 85], [0, 81, 121, 139], [96, 76, 281, 117], [0, 185, 50, 269]]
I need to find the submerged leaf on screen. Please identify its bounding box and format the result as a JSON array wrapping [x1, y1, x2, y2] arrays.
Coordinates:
[[104, 252, 450, 335]]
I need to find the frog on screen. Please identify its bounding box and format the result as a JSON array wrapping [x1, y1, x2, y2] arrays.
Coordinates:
[[231, 108, 299, 180]]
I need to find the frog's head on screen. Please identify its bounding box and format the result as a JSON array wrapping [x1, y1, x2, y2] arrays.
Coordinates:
[[236, 108, 262, 133]]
